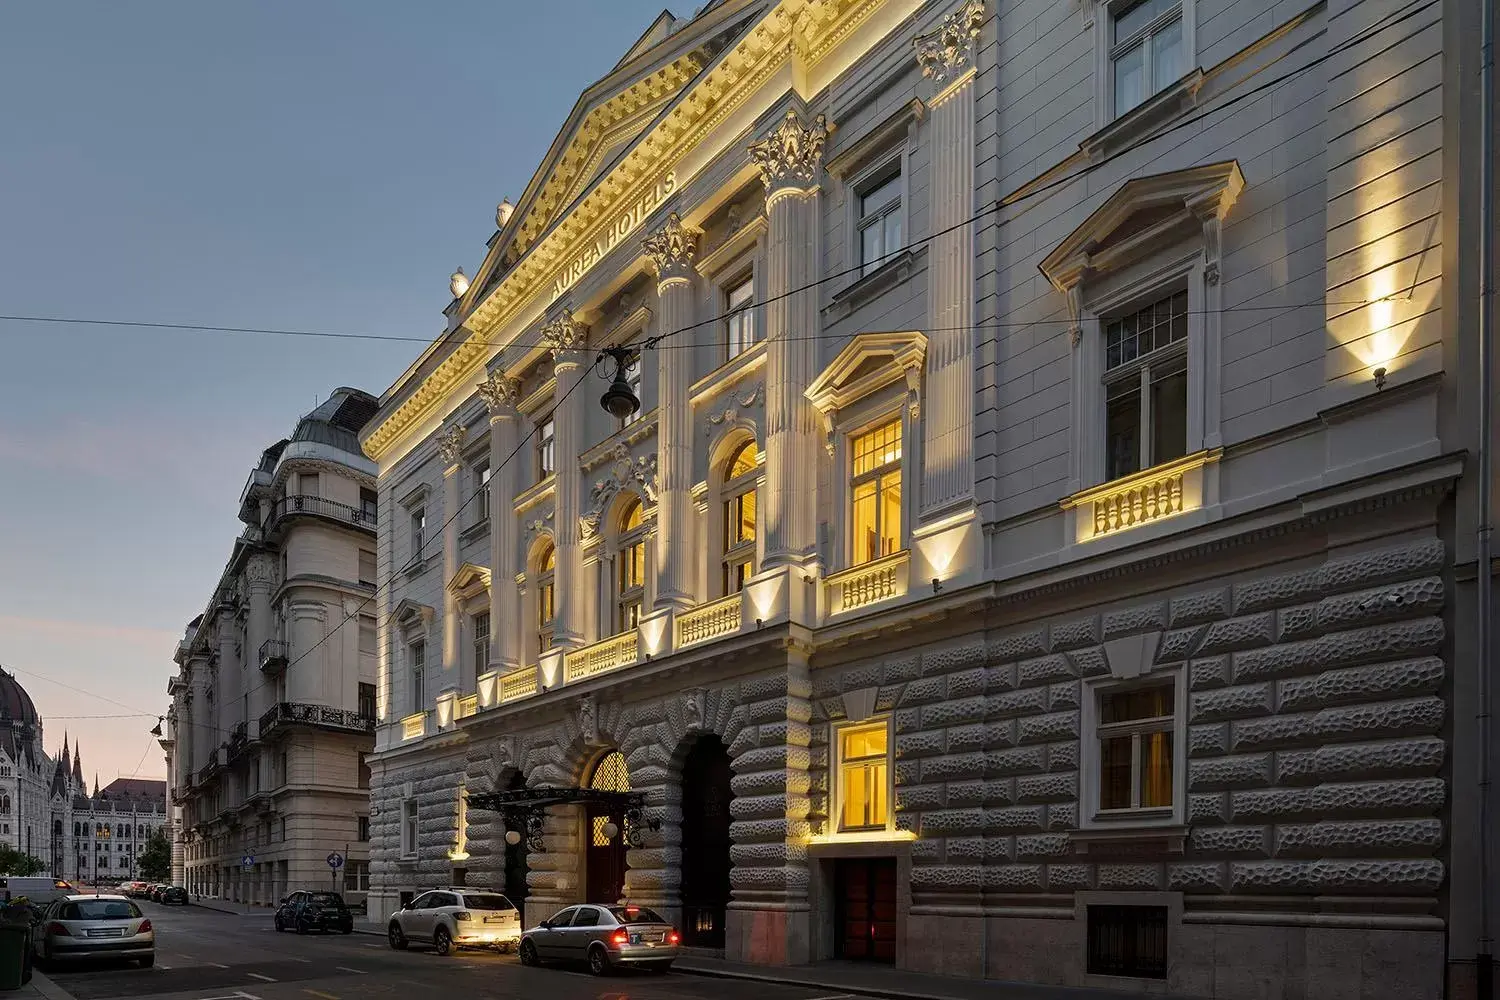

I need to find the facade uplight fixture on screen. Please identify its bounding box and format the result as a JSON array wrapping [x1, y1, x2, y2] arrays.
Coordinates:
[[1373, 366, 1388, 390]]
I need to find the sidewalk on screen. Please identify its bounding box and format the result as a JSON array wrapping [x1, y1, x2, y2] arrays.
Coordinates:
[[189, 897, 274, 915], [19, 969, 76, 1000]]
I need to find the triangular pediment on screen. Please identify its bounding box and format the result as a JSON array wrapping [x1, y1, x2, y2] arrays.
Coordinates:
[[1039, 161, 1245, 291], [460, 7, 763, 311], [447, 561, 492, 596], [392, 598, 435, 630], [806, 330, 928, 415]]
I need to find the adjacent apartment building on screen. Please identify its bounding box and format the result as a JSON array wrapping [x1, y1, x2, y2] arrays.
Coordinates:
[[166, 388, 380, 906], [358, 1, 1495, 997]]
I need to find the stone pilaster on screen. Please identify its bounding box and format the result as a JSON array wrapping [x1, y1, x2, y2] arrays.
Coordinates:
[[643, 212, 700, 611], [216, 615, 239, 754], [245, 553, 276, 730], [750, 110, 828, 571], [188, 654, 212, 776], [438, 423, 466, 694], [915, 0, 984, 517], [543, 310, 589, 649], [477, 371, 525, 671]]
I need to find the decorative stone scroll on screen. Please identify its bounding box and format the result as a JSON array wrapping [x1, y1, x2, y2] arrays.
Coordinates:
[[437, 423, 467, 467], [748, 110, 831, 192], [580, 443, 659, 538], [642, 212, 699, 285], [914, 0, 986, 86]]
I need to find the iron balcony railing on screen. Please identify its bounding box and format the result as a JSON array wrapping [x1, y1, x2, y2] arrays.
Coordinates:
[[259, 639, 289, 673], [267, 494, 376, 534], [259, 701, 376, 740], [196, 759, 222, 786]]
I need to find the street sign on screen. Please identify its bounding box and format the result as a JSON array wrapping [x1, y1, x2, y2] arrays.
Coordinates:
[[326, 851, 345, 870], [241, 855, 254, 870]]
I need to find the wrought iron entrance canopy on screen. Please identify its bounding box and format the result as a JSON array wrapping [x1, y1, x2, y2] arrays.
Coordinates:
[[469, 786, 657, 852]]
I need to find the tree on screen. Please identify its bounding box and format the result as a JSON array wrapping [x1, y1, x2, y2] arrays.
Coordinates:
[[0, 845, 44, 877], [137, 830, 171, 882]]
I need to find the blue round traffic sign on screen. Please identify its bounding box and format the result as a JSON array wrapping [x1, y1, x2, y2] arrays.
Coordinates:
[[326, 852, 345, 869]]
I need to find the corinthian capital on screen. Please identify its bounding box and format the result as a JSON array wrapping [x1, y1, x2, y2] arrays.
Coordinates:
[[642, 212, 699, 285], [914, 0, 985, 87], [437, 422, 467, 467], [540, 309, 588, 359], [748, 110, 830, 193], [476, 369, 523, 416]]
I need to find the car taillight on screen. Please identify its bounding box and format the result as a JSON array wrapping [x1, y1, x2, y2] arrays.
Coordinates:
[[45, 923, 69, 937], [610, 929, 629, 945], [138, 919, 152, 933], [454, 911, 472, 922], [667, 929, 680, 945]]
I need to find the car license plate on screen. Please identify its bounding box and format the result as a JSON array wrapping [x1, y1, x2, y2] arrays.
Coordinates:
[[643, 932, 664, 943], [87, 929, 124, 938], [483, 916, 504, 924]]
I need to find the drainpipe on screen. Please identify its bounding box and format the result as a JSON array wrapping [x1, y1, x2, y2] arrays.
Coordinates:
[[1478, 0, 1495, 991]]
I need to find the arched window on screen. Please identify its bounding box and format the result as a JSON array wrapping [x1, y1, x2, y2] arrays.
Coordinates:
[[588, 751, 631, 846], [720, 441, 759, 594], [0, 796, 9, 815], [614, 497, 647, 632], [73, 822, 80, 838], [536, 541, 556, 654]]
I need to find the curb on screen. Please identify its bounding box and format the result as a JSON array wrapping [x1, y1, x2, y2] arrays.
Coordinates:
[[671, 963, 954, 1000], [29, 970, 78, 1000]]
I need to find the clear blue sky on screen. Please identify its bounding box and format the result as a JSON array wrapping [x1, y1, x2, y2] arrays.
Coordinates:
[[0, 1, 683, 783]]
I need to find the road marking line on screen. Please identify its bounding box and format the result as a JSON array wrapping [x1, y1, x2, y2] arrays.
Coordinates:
[[209, 962, 229, 968], [247, 972, 277, 982], [286, 957, 312, 963], [303, 991, 340, 1000], [361, 942, 382, 948], [334, 966, 365, 974]]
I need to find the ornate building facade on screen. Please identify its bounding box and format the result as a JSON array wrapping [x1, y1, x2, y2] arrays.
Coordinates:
[[359, 1, 1492, 998], [164, 388, 379, 906], [0, 669, 166, 883]]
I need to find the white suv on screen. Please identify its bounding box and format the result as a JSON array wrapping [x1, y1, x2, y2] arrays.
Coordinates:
[[387, 888, 521, 955]]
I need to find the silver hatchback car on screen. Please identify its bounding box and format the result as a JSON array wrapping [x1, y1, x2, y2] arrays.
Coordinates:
[[33, 894, 154, 968], [519, 903, 679, 975]]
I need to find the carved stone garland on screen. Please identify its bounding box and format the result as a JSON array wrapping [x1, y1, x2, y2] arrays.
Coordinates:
[[579, 443, 659, 538]]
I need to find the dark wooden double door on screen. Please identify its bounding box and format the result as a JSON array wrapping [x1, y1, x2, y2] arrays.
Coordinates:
[[834, 857, 897, 963], [681, 736, 732, 947]]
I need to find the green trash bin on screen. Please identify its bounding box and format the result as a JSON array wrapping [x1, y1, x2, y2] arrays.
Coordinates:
[[0, 924, 28, 991]]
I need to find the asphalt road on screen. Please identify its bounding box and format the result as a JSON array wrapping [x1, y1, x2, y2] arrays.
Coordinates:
[[39, 901, 854, 1000]]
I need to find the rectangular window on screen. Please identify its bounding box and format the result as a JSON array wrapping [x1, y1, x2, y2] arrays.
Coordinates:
[[837, 721, 890, 831], [347, 860, 370, 891], [296, 472, 319, 497], [1087, 905, 1168, 978], [358, 550, 377, 587], [359, 617, 377, 656], [357, 682, 376, 720], [472, 612, 490, 674], [1096, 683, 1175, 812], [400, 799, 418, 858], [536, 415, 556, 482], [359, 487, 379, 522], [474, 461, 491, 522], [1103, 290, 1188, 481], [357, 815, 370, 842], [849, 418, 903, 565], [409, 508, 426, 566], [409, 640, 426, 714], [724, 276, 757, 359], [617, 543, 645, 632], [1111, 0, 1185, 118], [723, 488, 756, 595], [856, 164, 903, 275]]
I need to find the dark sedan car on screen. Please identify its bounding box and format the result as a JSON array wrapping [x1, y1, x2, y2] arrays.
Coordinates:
[[158, 886, 188, 906], [274, 891, 353, 935]]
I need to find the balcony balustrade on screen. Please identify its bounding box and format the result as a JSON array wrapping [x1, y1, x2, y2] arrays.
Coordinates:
[[258, 701, 375, 741], [500, 667, 539, 703], [455, 694, 479, 720], [564, 631, 639, 683], [400, 712, 427, 741], [825, 550, 910, 615], [267, 494, 376, 534], [259, 639, 289, 674], [675, 593, 742, 649]]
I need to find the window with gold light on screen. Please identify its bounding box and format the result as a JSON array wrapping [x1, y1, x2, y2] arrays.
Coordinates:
[[615, 496, 647, 633], [589, 751, 630, 846], [1096, 683, 1174, 813], [836, 720, 890, 831], [850, 418, 903, 566], [536, 541, 556, 653], [721, 440, 758, 595]]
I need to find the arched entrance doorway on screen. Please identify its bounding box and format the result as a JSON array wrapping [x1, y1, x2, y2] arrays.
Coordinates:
[[680, 736, 732, 947], [501, 771, 529, 908], [585, 751, 629, 903]]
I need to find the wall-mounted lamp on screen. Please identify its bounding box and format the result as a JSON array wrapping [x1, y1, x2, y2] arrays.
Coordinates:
[[601, 821, 620, 841], [1373, 366, 1388, 391], [449, 267, 470, 298], [504, 829, 521, 846], [598, 346, 641, 419]]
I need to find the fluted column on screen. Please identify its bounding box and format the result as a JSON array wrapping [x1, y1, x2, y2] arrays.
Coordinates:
[[244, 554, 276, 730], [750, 110, 829, 571], [643, 212, 700, 611], [542, 311, 589, 649], [438, 423, 466, 693], [216, 615, 239, 758], [477, 370, 524, 671], [189, 655, 212, 777], [915, 0, 984, 517]]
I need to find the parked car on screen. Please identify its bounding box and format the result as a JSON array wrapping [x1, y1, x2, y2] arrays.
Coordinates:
[[32, 894, 153, 968], [519, 903, 678, 975], [274, 891, 353, 935], [0, 878, 76, 907], [159, 886, 188, 906], [387, 888, 520, 955]]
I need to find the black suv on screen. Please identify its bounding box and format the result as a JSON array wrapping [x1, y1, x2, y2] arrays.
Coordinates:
[[274, 891, 353, 934], [159, 886, 188, 906]]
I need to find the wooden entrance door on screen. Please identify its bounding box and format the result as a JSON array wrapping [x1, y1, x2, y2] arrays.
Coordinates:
[[680, 736, 732, 947], [501, 773, 529, 908], [584, 751, 630, 903], [834, 857, 897, 962]]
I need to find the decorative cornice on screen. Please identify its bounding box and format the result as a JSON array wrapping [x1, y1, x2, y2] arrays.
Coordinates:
[[748, 110, 832, 193], [642, 212, 700, 285], [476, 370, 524, 416], [914, 0, 985, 86], [540, 309, 589, 359], [437, 423, 467, 467]]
